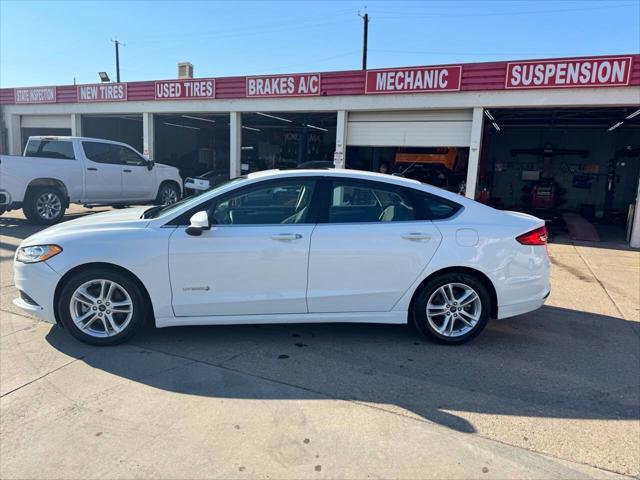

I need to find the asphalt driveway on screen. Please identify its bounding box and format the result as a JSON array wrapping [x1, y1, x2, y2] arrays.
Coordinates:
[[1, 206, 639, 479]]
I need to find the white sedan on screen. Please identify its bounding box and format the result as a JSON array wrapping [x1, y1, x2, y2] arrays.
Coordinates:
[[13, 169, 550, 346]]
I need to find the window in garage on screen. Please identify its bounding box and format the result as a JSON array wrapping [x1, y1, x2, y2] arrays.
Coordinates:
[[154, 113, 230, 183], [81, 115, 143, 152], [240, 112, 337, 173], [479, 107, 640, 243]]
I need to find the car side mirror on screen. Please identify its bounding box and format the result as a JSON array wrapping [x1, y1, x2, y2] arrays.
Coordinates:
[[147, 160, 155, 171], [185, 211, 210, 236]]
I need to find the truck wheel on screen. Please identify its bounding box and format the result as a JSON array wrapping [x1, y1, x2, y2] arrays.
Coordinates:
[[23, 187, 66, 225], [155, 182, 180, 206], [0, 207, 6, 216]]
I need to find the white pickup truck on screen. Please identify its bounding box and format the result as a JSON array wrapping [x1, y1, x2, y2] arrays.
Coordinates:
[[0, 136, 182, 224]]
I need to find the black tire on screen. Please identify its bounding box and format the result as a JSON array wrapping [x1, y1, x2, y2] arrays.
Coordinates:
[[0, 207, 6, 216], [57, 267, 149, 346], [23, 187, 66, 225], [111, 205, 129, 209], [155, 182, 180, 206], [411, 272, 490, 345]]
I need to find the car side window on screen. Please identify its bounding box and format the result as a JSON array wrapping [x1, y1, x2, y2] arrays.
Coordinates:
[[114, 145, 147, 166], [25, 140, 75, 160], [82, 142, 121, 165], [210, 181, 315, 225], [328, 180, 416, 223], [412, 191, 461, 220]]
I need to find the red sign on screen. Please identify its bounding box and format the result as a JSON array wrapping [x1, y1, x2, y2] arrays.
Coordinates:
[[14, 86, 56, 104], [155, 79, 215, 100], [246, 73, 321, 97], [506, 56, 633, 89], [77, 83, 127, 102], [365, 66, 462, 94]]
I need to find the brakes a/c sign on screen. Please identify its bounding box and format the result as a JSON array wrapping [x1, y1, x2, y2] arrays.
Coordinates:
[[77, 83, 127, 102], [506, 56, 633, 89], [155, 79, 215, 99], [365, 66, 462, 94], [246, 74, 321, 97]]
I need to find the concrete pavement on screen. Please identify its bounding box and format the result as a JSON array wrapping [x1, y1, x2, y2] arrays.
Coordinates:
[[1, 206, 639, 479]]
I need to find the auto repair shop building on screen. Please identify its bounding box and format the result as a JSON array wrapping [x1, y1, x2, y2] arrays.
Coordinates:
[[1, 54, 639, 245]]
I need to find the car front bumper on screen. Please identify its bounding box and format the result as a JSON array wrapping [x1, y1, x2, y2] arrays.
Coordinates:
[[13, 260, 61, 324]]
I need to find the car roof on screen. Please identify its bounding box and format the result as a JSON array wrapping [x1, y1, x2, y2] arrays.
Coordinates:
[[247, 168, 423, 187]]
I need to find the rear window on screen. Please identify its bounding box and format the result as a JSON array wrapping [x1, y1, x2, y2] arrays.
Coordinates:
[[25, 140, 75, 160], [82, 142, 120, 164], [413, 192, 461, 220]]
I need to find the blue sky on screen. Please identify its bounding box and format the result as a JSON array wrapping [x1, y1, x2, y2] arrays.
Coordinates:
[[1, 0, 639, 88]]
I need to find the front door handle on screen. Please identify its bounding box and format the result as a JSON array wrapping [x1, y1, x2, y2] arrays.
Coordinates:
[[87, 167, 98, 171], [402, 232, 431, 241], [271, 233, 303, 241], [123, 169, 132, 173]]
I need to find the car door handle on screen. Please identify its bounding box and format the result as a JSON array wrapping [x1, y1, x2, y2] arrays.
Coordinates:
[[402, 232, 431, 241], [271, 233, 303, 241], [87, 167, 98, 171], [123, 169, 132, 173]]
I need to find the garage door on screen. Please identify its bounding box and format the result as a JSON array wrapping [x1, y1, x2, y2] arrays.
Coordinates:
[[21, 115, 71, 129], [347, 109, 472, 147]]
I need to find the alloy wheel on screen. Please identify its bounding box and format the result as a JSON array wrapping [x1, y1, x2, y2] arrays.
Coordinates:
[[426, 282, 482, 338], [161, 187, 178, 205], [69, 279, 133, 338], [35, 193, 62, 220]]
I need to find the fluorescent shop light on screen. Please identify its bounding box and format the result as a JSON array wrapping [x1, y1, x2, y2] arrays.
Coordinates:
[[242, 126, 261, 132], [492, 122, 500, 132], [304, 124, 329, 132], [182, 115, 217, 124], [255, 112, 292, 123], [607, 121, 624, 132], [484, 110, 495, 121], [625, 109, 640, 120], [164, 122, 200, 130]]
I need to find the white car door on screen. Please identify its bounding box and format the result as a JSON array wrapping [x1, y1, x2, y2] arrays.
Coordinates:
[[168, 179, 317, 317], [307, 178, 443, 313], [80, 141, 123, 202], [116, 145, 157, 201]]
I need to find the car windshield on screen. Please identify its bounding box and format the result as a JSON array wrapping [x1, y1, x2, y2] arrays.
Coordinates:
[[142, 176, 248, 219]]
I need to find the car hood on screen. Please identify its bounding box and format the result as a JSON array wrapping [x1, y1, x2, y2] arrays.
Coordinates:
[[21, 207, 151, 247]]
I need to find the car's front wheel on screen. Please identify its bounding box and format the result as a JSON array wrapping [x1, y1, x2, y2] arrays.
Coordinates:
[[57, 267, 148, 345], [412, 272, 490, 345], [155, 182, 180, 206]]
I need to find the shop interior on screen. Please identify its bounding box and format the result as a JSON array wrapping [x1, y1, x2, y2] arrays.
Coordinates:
[[346, 145, 470, 194], [478, 107, 640, 242], [82, 115, 143, 153], [240, 112, 337, 173], [153, 113, 230, 182]]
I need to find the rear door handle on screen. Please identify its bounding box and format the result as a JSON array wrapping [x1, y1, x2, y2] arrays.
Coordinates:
[[402, 232, 431, 241], [87, 167, 98, 171], [123, 169, 132, 173], [271, 233, 303, 241]]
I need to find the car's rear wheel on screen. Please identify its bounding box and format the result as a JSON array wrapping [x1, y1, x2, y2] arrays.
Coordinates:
[[23, 187, 66, 225], [57, 268, 148, 345], [412, 272, 490, 344]]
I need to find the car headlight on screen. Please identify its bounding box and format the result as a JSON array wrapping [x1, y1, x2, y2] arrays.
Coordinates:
[[16, 245, 62, 264]]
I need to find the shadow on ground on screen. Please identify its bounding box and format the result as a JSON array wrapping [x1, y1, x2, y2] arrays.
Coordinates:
[[45, 305, 640, 434]]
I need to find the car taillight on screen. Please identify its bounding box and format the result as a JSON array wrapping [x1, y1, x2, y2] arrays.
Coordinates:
[[516, 226, 548, 246]]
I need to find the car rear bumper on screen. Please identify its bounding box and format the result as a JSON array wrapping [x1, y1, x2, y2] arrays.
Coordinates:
[[497, 290, 549, 319]]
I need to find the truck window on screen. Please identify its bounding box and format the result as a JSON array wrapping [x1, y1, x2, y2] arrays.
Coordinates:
[[113, 145, 147, 166], [25, 140, 75, 160], [82, 142, 121, 165]]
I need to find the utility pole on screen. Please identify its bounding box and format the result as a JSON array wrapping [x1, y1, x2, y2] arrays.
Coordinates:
[[111, 38, 124, 82], [358, 10, 369, 70]]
